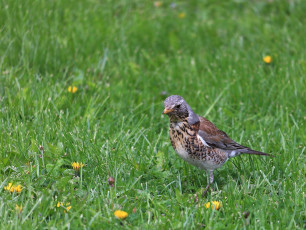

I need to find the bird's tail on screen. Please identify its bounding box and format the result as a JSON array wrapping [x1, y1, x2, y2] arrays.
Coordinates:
[[242, 149, 274, 156], [229, 148, 274, 158]]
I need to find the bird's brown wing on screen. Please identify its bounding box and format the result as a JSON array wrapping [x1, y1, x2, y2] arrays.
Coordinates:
[[197, 116, 245, 150], [197, 116, 271, 156]]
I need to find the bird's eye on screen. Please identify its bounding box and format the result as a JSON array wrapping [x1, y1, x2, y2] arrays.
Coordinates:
[[175, 105, 181, 109]]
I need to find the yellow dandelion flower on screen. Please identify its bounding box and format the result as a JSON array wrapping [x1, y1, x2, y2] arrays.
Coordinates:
[[68, 86, 78, 93], [4, 183, 13, 191], [263, 56, 272, 64], [10, 186, 15, 193], [154, 1, 162, 7], [72, 162, 84, 171], [4, 183, 23, 193], [56, 202, 63, 207], [205, 201, 222, 210], [66, 206, 72, 212], [16, 204, 23, 213], [178, 12, 186, 19], [14, 185, 23, 193], [114, 210, 128, 220]]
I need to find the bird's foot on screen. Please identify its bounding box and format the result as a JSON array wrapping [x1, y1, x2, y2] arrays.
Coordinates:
[[202, 184, 210, 197]]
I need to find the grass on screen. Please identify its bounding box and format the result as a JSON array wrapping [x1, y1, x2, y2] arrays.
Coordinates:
[[0, 0, 305, 228]]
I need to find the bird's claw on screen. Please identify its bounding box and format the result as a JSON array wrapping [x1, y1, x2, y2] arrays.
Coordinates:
[[202, 185, 210, 197]]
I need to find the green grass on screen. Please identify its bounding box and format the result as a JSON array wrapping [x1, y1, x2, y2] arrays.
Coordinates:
[[0, 0, 305, 228]]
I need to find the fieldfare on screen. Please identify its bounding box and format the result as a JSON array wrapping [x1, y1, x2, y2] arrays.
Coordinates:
[[163, 95, 273, 194]]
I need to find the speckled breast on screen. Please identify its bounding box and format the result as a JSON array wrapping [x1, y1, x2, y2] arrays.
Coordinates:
[[169, 121, 206, 161], [169, 121, 228, 170]]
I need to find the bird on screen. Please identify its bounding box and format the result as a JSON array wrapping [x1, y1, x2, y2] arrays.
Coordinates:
[[162, 95, 273, 194]]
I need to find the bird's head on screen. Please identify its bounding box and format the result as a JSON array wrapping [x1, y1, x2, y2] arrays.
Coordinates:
[[163, 95, 188, 120], [163, 95, 199, 124]]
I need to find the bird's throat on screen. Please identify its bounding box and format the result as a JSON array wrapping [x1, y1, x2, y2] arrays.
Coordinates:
[[169, 114, 188, 123]]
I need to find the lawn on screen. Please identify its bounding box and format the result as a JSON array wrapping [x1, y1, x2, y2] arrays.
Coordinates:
[[0, 0, 305, 229]]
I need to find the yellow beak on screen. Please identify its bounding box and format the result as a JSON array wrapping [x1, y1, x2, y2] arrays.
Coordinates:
[[162, 108, 174, 114]]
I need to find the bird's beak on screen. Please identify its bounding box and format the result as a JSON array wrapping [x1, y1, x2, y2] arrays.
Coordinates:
[[162, 108, 174, 114]]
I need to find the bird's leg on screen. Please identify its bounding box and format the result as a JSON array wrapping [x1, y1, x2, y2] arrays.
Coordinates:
[[210, 170, 214, 184], [209, 170, 214, 192], [202, 170, 212, 196]]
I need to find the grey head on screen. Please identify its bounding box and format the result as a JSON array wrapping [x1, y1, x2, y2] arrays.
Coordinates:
[[163, 95, 199, 125]]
